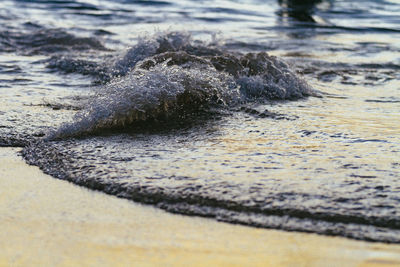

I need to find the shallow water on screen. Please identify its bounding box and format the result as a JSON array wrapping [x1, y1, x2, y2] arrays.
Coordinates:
[[1, 0, 399, 243]]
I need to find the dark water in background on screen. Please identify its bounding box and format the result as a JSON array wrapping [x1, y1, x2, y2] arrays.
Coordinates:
[[1, 0, 400, 243]]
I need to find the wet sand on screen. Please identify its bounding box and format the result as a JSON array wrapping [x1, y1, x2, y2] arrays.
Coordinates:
[[1, 147, 400, 267]]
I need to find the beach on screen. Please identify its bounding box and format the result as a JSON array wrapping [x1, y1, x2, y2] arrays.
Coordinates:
[[1, 147, 400, 267]]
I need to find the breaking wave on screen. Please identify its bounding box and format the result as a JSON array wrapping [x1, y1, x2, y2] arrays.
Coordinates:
[[48, 32, 316, 139]]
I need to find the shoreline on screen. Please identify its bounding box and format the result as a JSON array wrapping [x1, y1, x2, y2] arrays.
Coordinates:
[[1, 147, 400, 266]]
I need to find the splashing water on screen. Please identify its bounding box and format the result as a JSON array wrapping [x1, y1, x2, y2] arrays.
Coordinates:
[[48, 33, 315, 139]]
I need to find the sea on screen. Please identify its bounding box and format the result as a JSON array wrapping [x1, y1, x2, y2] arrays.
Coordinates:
[[0, 0, 399, 243]]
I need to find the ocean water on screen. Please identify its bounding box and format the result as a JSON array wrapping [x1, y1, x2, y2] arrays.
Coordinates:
[[1, 0, 399, 243]]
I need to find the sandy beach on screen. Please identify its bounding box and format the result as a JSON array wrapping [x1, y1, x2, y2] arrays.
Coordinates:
[[0, 147, 399, 267]]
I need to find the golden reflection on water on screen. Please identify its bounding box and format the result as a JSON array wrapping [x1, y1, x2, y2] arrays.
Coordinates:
[[203, 76, 400, 186]]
